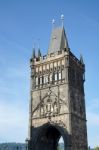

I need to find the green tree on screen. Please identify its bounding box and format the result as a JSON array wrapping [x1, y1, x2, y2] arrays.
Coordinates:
[[57, 145, 63, 150], [94, 147, 99, 150]]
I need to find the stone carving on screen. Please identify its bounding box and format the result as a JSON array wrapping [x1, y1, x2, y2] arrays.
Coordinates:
[[32, 87, 68, 118]]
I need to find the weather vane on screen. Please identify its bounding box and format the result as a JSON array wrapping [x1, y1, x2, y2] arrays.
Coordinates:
[[61, 14, 64, 27]]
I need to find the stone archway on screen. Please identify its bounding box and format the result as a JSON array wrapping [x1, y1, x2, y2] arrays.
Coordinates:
[[33, 123, 70, 150]]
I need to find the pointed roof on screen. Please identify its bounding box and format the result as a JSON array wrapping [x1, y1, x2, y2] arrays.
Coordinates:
[[48, 27, 69, 54], [38, 48, 41, 58], [32, 47, 35, 58]]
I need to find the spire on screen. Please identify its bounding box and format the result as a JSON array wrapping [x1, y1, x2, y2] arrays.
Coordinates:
[[47, 15, 70, 54], [48, 26, 69, 54], [38, 48, 41, 58], [80, 54, 84, 64], [37, 38, 41, 59], [32, 47, 35, 59]]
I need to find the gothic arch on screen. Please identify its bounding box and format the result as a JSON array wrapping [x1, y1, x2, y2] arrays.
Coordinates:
[[32, 122, 71, 150]]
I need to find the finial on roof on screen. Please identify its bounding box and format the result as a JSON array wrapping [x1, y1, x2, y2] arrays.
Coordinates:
[[61, 14, 64, 27], [52, 19, 55, 29], [80, 54, 84, 64]]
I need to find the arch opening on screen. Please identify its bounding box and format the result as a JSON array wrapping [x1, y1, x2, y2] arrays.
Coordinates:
[[35, 124, 65, 150]]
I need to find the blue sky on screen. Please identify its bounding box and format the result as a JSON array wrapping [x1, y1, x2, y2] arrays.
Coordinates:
[[0, 0, 99, 148]]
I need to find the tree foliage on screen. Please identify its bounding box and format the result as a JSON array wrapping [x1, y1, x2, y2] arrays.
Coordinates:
[[94, 147, 99, 150]]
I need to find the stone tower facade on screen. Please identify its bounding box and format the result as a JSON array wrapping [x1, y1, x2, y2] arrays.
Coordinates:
[[28, 25, 88, 150]]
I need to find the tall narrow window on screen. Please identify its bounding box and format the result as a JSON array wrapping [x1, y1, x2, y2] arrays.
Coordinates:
[[43, 65, 46, 71], [42, 76, 44, 84], [50, 74, 52, 82], [58, 72, 61, 80], [62, 70, 65, 79], [46, 75, 48, 83], [36, 67, 38, 73], [41, 106, 44, 116], [47, 64, 49, 70], [40, 77, 42, 85], [44, 76, 46, 84], [38, 77, 40, 85], [39, 66, 42, 72], [44, 75, 48, 84], [36, 77, 38, 85], [47, 103, 51, 112], [62, 59, 64, 67], [50, 63, 53, 70], [55, 73, 57, 81]]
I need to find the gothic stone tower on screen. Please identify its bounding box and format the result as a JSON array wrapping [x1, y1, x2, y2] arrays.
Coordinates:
[[28, 25, 88, 150]]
